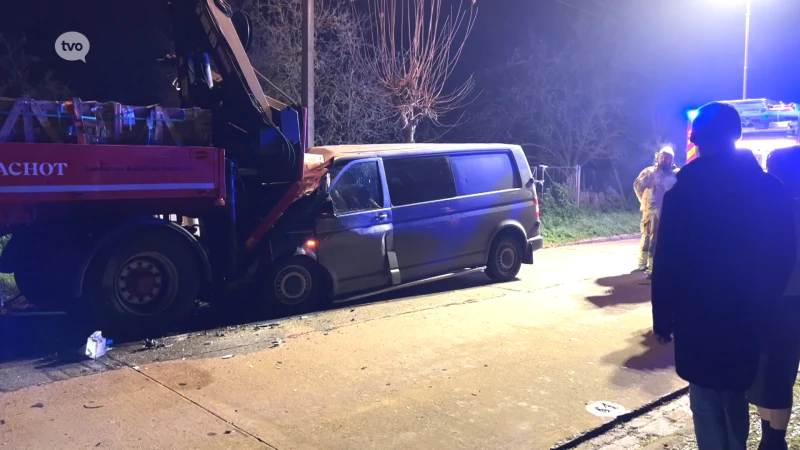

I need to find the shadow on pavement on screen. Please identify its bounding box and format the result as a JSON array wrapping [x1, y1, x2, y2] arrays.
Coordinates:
[[585, 273, 651, 308], [617, 330, 675, 371], [602, 329, 676, 395], [365, 272, 492, 303]]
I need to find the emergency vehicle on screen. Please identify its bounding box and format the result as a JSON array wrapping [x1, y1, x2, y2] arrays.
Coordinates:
[[686, 99, 800, 169]]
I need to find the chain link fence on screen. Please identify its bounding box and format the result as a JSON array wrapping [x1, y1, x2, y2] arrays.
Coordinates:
[[529, 160, 582, 204]]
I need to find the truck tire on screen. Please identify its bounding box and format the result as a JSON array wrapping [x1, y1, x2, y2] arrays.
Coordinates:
[[485, 234, 524, 282], [11, 230, 82, 310], [262, 256, 323, 316], [14, 265, 61, 309], [84, 229, 201, 337]]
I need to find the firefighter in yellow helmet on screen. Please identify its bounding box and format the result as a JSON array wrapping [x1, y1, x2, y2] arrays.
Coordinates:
[[633, 146, 679, 278]]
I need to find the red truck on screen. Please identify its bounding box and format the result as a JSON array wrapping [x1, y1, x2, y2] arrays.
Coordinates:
[[0, 0, 328, 336]]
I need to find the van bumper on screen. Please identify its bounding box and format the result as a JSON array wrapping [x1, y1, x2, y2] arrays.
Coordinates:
[[523, 235, 544, 264]]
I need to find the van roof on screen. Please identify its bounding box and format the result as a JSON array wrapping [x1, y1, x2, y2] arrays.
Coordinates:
[[307, 143, 521, 161]]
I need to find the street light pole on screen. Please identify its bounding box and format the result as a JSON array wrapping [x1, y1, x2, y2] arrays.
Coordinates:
[[742, 0, 751, 99], [302, 0, 315, 147]]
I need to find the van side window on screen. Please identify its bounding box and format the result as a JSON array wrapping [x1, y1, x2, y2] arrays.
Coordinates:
[[329, 161, 383, 215], [450, 152, 521, 196], [383, 156, 457, 206]]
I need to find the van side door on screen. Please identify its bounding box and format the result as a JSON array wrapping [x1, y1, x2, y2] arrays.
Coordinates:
[[383, 155, 461, 282], [316, 158, 393, 296]]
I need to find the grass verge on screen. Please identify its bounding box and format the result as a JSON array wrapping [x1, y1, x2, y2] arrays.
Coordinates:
[[541, 209, 640, 246], [0, 272, 18, 302]]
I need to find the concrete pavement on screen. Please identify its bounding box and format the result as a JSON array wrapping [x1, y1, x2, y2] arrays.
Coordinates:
[[0, 240, 686, 450]]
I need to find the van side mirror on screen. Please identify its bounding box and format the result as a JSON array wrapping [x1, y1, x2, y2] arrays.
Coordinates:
[[318, 195, 335, 217], [526, 177, 535, 188]]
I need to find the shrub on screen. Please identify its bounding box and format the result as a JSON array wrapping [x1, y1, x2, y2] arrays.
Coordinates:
[[538, 183, 640, 245]]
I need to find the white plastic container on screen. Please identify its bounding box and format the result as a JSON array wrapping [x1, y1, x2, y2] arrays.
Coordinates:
[[84, 331, 109, 360]]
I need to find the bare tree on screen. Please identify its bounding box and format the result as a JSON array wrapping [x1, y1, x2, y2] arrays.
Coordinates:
[[0, 34, 71, 100], [241, 0, 396, 145], [358, 0, 477, 143], [482, 38, 626, 168]]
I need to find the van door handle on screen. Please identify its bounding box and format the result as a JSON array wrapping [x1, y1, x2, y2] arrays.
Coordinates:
[[374, 213, 388, 221]]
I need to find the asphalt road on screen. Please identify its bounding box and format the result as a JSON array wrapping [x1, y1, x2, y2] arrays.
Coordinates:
[[0, 239, 686, 449]]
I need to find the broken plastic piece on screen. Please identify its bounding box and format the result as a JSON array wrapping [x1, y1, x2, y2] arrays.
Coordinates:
[[84, 331, 108, 360]]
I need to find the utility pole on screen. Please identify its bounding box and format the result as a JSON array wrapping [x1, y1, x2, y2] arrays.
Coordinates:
[[302, 0, 315, 148], [742, 0, 751, 100]]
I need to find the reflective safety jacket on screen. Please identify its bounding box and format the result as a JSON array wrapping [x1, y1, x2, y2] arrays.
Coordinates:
[[634, 165, 679, 213]]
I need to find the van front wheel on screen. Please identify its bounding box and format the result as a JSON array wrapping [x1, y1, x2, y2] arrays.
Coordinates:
[[263, 256, 324, 316], [485, 236, 523, 282]]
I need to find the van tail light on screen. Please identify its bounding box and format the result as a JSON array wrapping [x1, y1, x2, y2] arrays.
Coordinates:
[[534, 196, 540, 219]]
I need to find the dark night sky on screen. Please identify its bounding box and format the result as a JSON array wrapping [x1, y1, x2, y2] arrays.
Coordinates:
[[3, 0, 800, 135]]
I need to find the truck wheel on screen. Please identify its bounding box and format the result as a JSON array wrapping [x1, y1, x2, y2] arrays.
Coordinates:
[[14, 265, 61, 309], [262, 256, 323, 316], [85, 229, 201, 337], [485, 235, 524, 282], [12, 232, 81, 310]]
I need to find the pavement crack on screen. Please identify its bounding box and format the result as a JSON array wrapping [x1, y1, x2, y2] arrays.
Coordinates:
[[130, 368, 279, 450]]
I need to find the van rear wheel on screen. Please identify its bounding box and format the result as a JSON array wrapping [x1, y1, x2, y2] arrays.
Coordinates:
[[485, 235, 523, 282]]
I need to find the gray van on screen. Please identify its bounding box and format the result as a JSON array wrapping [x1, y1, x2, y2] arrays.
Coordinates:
[[263, 144, 543, 312]]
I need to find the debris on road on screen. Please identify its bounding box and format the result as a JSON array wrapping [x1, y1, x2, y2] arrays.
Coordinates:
[[254, 323, 280, 330], [300, 315, 309, 319], [269, 338, 282, 348], [83, 402, 104, 409], [221, 354, 233, 359], [143, 338, 172, 350], [84, 331, 110, 360], [30, 403, 44, 408]]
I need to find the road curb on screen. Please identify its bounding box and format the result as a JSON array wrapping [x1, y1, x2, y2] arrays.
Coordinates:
[[550, 386, 690, 450], [544, 233, 641, 249]]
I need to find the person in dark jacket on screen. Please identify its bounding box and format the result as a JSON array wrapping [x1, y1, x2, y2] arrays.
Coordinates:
[[748, 146, 800, 450], [651, 101, 796, 450]]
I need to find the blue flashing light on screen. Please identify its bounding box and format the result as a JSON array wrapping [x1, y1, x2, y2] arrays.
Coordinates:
[[687, 109, 699, 121]]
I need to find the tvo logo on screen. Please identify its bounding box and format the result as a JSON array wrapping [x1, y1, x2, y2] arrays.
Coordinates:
[[55, 31, 90, 62]]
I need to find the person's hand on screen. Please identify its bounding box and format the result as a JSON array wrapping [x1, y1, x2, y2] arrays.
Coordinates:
[[655, 333, 672, 345]]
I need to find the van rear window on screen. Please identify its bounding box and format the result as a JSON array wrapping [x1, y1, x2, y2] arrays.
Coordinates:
[[383, 156, 457, 206], [449, 152, 520, 196]]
